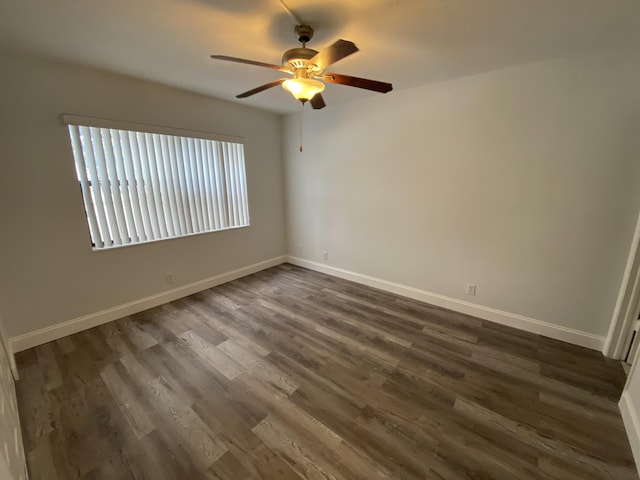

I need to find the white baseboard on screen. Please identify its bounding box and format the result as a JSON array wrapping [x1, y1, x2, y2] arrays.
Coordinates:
[[620, 390, 640, 478], [10, 256, 286, 353], [10, 255, 606, 354], [286, 256, 606, 351]]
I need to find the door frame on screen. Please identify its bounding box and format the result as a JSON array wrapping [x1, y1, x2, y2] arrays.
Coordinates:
[[605, 209, 640, 359]]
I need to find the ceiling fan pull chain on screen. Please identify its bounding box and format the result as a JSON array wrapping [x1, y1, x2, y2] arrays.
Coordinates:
[[299, 101, 304, 152]]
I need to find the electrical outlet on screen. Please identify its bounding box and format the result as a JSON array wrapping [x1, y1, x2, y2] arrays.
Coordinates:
[[466, 283, 477, 295], [323, 251, 328, 261], [165, 273, 174, 284]]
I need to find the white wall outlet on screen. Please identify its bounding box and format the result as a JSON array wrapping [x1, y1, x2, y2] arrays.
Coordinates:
[[165, 273, 174, 284], [466, 283, 477, 295], [323, 251, 328, 261]]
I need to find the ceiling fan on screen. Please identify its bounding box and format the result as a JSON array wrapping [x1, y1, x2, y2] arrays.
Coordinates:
[[210, 24, 393, 109]]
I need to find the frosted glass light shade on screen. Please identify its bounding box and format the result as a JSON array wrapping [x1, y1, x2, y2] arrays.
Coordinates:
[[282, 78, 325, 101]]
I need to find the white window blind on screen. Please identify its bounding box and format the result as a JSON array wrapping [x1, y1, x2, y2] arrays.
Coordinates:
[[65, 118, 249, 250]]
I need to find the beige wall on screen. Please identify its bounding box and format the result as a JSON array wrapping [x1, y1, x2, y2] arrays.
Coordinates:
[[284, 53, 640, 339], [0, 51, 285, 338]]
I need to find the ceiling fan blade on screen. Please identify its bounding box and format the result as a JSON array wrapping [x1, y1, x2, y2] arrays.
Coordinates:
[[236, 79, 286, 98], [210, 55, 288, 72], [321, 72, 393, 93], [310, 94, 326, 110], [310, 39, 359, 71]]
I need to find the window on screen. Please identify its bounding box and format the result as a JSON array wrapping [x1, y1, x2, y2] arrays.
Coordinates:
[[64, 115, 249, 250]]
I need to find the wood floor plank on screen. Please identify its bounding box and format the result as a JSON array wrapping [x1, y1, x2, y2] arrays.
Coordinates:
[[146, 376, 228, 470], [179, 330, 244, 380], [14, 264, 637, 480], [99, 363, 156, 440], [252, 414, 349, 480]]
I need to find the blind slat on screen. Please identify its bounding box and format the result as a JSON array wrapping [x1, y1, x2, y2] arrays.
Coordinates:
[[194, 139, 210, 232], [205, 142, 221, 230], [137, 133, 162, 239], [118, 131, 145, 242], [214, 142, 230, 228], [187, 138, 204, 232], [147, 134, 170, 238], [112, 131, 140, 242], [160, 135, 183, 237], [127, 131, 153, 241], [223, 143, 238, 226], [232, 146, 245, 225], [104, 129, 134, 244], [199, 140, 214, 231], [168, 136, 190, 235], [180, 138, 199, 233], [234, 144, 249, 225], [151, 134, 174, 237]]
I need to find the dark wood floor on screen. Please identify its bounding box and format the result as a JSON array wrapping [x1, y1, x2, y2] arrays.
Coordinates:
[[15, 264, 637, 479]]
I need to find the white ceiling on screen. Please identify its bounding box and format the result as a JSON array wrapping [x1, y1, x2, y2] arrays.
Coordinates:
[[1, 0, 639, 114]]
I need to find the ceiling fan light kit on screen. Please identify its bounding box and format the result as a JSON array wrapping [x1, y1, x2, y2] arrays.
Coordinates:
[[282, 78, 325, 102]]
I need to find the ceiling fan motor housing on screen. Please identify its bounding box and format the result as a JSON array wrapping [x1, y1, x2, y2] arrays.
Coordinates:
[[282, 47, 319, 73]]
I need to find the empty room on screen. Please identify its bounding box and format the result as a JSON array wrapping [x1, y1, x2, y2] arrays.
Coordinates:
[[2, 0, 640, 479]]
